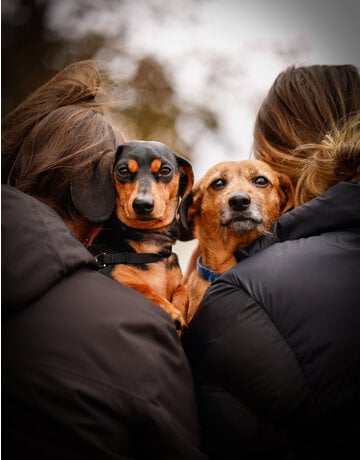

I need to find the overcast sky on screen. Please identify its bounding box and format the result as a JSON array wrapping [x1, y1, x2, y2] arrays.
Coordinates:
[[203, 0, 359, 65], [110, 0, 359, 176]]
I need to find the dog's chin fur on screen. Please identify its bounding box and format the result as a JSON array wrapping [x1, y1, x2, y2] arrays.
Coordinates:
[[221, 206, 263, 233], [223, 217, 261, 233], [116, 213, 173, 231]]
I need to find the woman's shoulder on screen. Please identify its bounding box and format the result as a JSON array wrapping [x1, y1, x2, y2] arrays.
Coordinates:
[[6, 264, 190, 404]]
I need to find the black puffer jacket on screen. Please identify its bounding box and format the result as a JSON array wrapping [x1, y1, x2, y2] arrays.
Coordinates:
[[183, 181, 360, 460], [2, 185, 208, 460]]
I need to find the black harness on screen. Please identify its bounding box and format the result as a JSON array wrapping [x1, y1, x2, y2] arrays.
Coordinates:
[[88, 246, 173, 269], [88, 215, 177, 272]]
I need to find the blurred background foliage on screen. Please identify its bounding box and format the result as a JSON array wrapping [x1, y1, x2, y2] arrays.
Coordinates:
[[2, 0, 222, 161], [3, 0, 355, 268], [2, 0, 316, 174]]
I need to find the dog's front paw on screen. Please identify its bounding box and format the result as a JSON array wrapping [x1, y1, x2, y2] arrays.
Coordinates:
[[174, 314, 187, 330], [166, 307, 187, 337]]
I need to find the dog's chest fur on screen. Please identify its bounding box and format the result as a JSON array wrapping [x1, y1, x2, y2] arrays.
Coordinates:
[[90, 216, 181, 298]]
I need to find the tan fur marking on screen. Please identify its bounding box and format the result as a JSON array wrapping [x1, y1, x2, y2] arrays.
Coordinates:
[[112, 263, 188, 330], [114, 172, 180, 230], [128, 159, 139, 173], [150, 158, 162, 173]]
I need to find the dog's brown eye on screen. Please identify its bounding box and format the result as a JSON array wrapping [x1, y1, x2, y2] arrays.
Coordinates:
[[253, 176, 269, 187], [159, 166, 172, 177], [117, 167, 131, 178], [210, 178, 226, 190]]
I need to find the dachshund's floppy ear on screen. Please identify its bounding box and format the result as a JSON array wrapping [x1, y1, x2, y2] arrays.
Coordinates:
[[177, 179, 204, 242], [178, 191, 194, 241], [175, 154, 195, 241], [70, 152, 115, 223], [176, 154, 194, 199], [277, 172, 294, 214]]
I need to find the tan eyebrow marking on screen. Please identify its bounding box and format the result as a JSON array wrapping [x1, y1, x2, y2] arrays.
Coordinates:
[[150, 159, 162, 173], [128, 159, 139, 173]]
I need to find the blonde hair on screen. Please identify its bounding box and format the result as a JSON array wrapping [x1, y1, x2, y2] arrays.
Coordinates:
[[2, 61, 124, 219], [253, 65, 360, 205], [295, 115, 360, 205]]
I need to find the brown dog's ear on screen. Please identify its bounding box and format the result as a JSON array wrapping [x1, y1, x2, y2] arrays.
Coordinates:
[[70, 152, 115, 223], [277, 173, 295, 213]]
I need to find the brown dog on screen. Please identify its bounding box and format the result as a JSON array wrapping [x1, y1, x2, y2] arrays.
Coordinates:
[[182, 159, 294, 322], [71, 141, 193, 332]]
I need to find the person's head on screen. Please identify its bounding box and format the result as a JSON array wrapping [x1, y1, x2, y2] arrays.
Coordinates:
[[2, 60, 124, 240], [253, 64, 360, 206]]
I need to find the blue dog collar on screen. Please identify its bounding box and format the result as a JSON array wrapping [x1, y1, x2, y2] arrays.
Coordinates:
[[196, 256, 221, 283]]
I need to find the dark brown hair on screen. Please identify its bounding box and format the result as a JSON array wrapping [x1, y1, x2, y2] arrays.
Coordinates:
[[253, 65, 360, 205], [2, 61, 123, 219]]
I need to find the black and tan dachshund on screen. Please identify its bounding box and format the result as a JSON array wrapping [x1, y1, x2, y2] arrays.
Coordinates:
[[71, 141, 193, 332]]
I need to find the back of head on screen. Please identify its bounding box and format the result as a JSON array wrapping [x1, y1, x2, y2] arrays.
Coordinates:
[[2, 61, 123, 219], [295, 114, 360, 205], [253, 65, 360, 205]]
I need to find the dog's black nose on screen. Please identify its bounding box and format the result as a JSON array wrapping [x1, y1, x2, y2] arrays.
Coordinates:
[[229, 193, 251, 211], [133, 196, 155, 215]]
